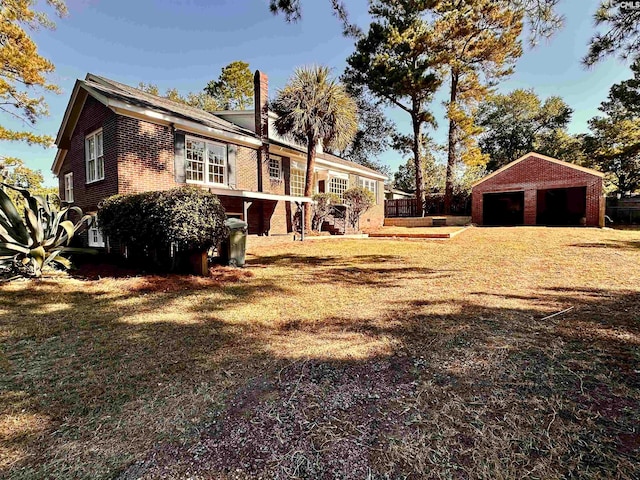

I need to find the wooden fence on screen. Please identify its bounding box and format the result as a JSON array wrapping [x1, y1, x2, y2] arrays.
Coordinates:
[[385, 198, 419, 218], [606, 197, 640, 224]]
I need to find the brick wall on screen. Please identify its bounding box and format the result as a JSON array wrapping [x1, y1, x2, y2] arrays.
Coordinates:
[[234, 146, 259, 191], [57, 96, 118, 212], [472, 155, 604, 227], [58, 88, 386, 237], [358, 179, 385, 229], [116, 116, 175, 195]]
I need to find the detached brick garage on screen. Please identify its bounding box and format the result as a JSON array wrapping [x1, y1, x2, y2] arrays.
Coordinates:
[[472, 153, 605, 227]]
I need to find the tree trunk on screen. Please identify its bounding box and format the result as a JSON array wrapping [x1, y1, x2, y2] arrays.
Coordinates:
[[444, 69, 459, 215], [304, 135, 317, 232], [411, 112, 425, 217]]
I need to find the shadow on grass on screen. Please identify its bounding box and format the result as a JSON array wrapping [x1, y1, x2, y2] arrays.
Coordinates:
[[245, 253, 404, 268], [570, 239, 640, 250], [0, 275, 287, 478], [117, 286, 640, 480], [1, 270, 639, 479]]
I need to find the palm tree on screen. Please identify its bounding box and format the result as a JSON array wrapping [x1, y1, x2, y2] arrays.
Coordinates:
[[271, 66, 358, 232]]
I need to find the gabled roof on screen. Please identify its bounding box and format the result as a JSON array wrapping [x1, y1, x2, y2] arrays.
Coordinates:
[[85, 74, 253, 137], [472, 152, 605, 188], [52, 73, 388, 180], [52, 74, 261, 174]]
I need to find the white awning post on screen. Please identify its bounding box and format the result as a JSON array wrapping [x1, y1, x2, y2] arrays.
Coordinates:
[[301, 203, 305, 242]]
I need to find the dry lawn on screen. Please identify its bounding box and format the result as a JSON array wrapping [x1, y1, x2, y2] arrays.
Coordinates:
[[366, 226, 466, 237], [1, 227, 639, 479]]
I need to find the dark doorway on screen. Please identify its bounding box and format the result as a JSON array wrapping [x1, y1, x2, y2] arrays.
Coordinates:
[[318, 180, 326, 193], [536, 186, 586, 225], [483, 191, 525, 226]]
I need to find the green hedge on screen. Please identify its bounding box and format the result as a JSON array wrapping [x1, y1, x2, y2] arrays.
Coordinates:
[[98, 186, 227, 253]]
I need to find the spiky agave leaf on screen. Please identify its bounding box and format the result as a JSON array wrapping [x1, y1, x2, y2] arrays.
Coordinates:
[[0, 183, 95, 278]]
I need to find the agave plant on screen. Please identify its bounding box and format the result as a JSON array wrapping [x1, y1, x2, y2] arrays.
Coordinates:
[[0, 183, 94, 278]]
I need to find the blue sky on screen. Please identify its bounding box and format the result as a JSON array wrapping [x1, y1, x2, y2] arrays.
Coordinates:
[[3, 0, 635, 186]]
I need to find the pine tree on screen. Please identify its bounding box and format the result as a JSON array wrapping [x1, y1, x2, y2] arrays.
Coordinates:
[[205, 61, 254, 110], [0, 0, 67, 150], [345, 0, 442, 216], [428, 0, 523, 214]]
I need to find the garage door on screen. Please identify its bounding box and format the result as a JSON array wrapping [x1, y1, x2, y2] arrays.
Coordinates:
[[483, 191, 525, 226], [536, 186, 587, 225]]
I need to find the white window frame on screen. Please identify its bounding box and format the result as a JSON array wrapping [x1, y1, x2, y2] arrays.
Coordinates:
[[64, 172, 74, 203], [329, 176, 349, 200], [185, 136, 228, 186], [290, 165, 306, 197], [269, 155, 282, 180], [359, 177, 377, 199], [85, 129, 104, 184], [87, 218, 105, 248]]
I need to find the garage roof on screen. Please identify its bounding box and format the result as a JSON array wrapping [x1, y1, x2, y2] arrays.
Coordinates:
[[472, 152, 605, 188]]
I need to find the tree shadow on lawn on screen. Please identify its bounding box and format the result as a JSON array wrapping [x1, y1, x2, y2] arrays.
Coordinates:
[[1, 265, 639, 479], [245, 253, 405, 268], [119, 287, 640, 480], [247, 253, 456, 287], [570, 239, 640, 250], [306, 266, 454, 287], [0, 275, 287, 479]]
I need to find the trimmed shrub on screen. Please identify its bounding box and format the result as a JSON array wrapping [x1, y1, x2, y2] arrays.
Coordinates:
[[98, 187, 226, 270], [343, 187, 375, 229]]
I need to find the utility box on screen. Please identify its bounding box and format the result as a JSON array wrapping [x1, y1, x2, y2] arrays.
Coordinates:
[[224, 218, 248, 267]]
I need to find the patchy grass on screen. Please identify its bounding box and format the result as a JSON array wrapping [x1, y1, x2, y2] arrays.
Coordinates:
[[1, 227, 639, 479], [366, 225, 466, 237]]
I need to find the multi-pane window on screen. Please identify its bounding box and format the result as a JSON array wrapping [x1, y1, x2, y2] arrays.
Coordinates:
[[207, 143, 226, 184], [290, 167, 306, 196], [87, 218, 105, 248], [329, 177, 349, 200], [359, 178, 377, 198], [85, 129, 104, 183], [64, 173, 74, 202], [186, 139, 205, 182], [186, 138, 227, 184], [269, 155, 282, 180]]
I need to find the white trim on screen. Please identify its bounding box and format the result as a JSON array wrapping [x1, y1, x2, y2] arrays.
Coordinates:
[[85, 128, 104, 184], [53, 149, 68, 175], [54, 81, 86, 146], [88, 227, 105, 247], [269, 155, 282, 180], [316, 157, 386, 180], [329, 176, 349, 199], [291, 160, 306, 171], [268, 144, 387, 180], [184, 135, 228, 186], [87, 217, 105, 247], [328, 170, 349, 180], [359, 177, 377, 196], [472, 152, 605, 188], [206, 186, 314, 203], [290, 165, 306, 197], [63, 172, 74, 202]]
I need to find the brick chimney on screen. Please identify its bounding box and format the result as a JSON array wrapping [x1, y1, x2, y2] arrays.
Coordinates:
[[254, 70, 269, 143], [254, 70, 269, 192]]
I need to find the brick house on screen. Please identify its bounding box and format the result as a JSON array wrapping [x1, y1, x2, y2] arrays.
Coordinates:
[[52, 71, 386, 246], [471, 152, 605, 227]]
